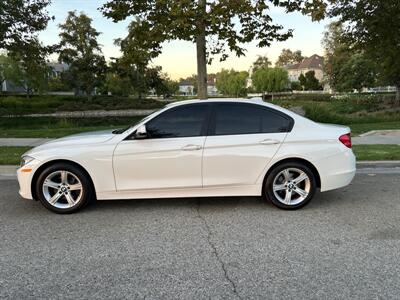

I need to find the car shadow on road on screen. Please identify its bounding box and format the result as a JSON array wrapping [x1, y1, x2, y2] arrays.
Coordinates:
[[87, 196, 270, 213]]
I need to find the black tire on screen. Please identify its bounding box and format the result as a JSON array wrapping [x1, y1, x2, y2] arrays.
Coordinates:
[[264, 161, 317, 210], [35, 163, 94, 214]]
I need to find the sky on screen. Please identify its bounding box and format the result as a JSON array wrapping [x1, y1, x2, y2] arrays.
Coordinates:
[[40, 0, 330, 80]]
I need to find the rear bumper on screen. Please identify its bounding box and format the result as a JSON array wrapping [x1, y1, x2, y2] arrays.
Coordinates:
[[320, 168, 356, 192], [320, 150, 356, 192]]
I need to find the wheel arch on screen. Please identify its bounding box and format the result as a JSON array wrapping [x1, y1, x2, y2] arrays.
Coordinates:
[[262, 157, 321, 193], [31, 159, 96, 201]]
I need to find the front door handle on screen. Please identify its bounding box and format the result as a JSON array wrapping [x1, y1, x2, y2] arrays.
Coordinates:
[[259, 139, 280, 145], [182, 144, 202, 151]]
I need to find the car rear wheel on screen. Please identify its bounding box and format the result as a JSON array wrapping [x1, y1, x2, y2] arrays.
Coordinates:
[[35, 163, 94, 214], [264, 162, 317, 209]]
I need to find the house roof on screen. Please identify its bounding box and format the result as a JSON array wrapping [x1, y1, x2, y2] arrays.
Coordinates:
[[48, 62, 69, 72], [286, 54, 324, 70], [179, 80, 194, 86]]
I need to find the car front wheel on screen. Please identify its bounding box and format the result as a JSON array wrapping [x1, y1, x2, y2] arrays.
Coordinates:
[[264, 162, 317, 210], [35, 163, 94, 214]]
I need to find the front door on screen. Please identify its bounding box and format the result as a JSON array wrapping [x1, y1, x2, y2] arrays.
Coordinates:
[[113, 103, 211, 191]]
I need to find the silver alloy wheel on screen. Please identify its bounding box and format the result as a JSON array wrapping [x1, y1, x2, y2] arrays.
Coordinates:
[[272, 168, 311, 206], [42, 170, 83, 209]]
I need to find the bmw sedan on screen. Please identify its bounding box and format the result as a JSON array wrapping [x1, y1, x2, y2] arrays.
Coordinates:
[[18, 98, 356, 213]]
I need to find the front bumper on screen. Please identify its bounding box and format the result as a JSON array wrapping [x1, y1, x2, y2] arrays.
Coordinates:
[[17, 160, 41, 200]]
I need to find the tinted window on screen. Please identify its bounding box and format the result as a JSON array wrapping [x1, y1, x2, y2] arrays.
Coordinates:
[[213, 103, 291, 135], [261, 110, 291, 133], [146, 104, 210, 138]]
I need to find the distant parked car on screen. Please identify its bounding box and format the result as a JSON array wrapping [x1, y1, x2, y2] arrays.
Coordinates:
[[18, 98, 356, 213]]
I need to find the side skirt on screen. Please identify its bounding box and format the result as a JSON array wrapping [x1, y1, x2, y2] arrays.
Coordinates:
[[96, 184, 262, 200]]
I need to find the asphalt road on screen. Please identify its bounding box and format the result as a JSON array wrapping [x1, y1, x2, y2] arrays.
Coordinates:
[[1, 172, 400, 299]]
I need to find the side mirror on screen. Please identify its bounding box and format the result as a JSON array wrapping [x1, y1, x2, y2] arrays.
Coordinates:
[[134, 125, 148, 139]]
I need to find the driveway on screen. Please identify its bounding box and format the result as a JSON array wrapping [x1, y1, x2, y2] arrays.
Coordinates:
[[1, 171, 400, 299]]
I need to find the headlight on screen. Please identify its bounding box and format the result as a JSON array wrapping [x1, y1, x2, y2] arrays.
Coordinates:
[[20, 155, 35, 167]]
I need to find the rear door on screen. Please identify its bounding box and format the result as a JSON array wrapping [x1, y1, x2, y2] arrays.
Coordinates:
[[202, 102, 293, 187]]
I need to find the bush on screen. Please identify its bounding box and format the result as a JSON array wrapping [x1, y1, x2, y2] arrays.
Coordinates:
[[0, 95, 165, 116], [303, 102, 400, 124]]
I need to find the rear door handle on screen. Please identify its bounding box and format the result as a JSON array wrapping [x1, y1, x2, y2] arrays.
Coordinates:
[[259, 139, 280, 145], [182, 144, 202, 151]]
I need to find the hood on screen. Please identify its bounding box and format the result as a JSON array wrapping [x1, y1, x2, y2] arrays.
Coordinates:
[[31, 129, 117, 151]]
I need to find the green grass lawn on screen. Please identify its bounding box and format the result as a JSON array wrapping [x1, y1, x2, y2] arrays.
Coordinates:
[[0, 146, 31, 165], [352, 145, 400, 161], [0, 116, 143, 138], [1, 145, 399, 165], [0, 126, 121, 138]]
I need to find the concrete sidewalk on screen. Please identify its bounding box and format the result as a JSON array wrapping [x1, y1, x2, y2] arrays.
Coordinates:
[[0, 138, 53, 147], [353, 130, 400, 145]]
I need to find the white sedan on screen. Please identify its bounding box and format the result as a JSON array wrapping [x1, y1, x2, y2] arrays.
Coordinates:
[[18, 99, 356, 213]]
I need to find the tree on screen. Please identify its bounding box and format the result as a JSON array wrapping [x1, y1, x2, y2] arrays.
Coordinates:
[[322, 21, 376, 93], [0, 54, 10, 90], [163, 78, 179, 96], [100, 72, 131, 96], [216, 69, 248, 97], [0, 0, 52, 51], [58, 11, 107, 100], [339, 54, 376, 92], [113, 20, 161, 99], [4, 40, 51, 97], [101, 0, 326, 99], [298, 71, 322, 91], [48, 74, 72, 92], [252, 67, 289, 99], [252, 55, 272, 72], [276, 49, 304, 67], [329, 0, 400, 105], [290, 81, 302, 91]]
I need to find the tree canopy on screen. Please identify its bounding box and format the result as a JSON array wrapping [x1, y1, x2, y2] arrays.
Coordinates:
[[58, 11, 107, 100], [275, 49, 304, 67], [0, 0, 52, 51], [252, 67, 288, 97], [252, 55, 272, 72], [216, 69, 248, 97], [328, 0, 400, 104], [322, 21, 376, 93], [101, 0, 326, 99], [299, 71, 322, 91]]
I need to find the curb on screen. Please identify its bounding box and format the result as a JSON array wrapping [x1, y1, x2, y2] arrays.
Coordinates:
[[359, 130, 400, 137]]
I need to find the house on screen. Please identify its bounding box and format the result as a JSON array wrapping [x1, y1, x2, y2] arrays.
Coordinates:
[[286, 54, 324, 83], [207, 74, 219, 96], [1, 62, 70, 93], [48, 62, 69, 77], [179, 76, 220, 96], [179, 80, 195, 96]]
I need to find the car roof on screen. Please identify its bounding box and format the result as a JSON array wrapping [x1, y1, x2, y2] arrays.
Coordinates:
[[165, 98, 302, 119]]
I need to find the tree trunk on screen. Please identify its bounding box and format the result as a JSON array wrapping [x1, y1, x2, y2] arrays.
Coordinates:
[[87, 87, 93, 101], [196, 0, 207, 100], [396, 85, 400, 107]]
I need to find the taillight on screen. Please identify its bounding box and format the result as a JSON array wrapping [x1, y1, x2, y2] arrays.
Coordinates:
[[339, 133, 352, 148]]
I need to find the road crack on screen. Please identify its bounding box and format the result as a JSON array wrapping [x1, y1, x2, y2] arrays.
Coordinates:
[[196, 201, 243, 300]]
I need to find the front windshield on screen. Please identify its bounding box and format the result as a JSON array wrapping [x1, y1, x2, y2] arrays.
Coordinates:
[[112, 108, 163, 134]]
